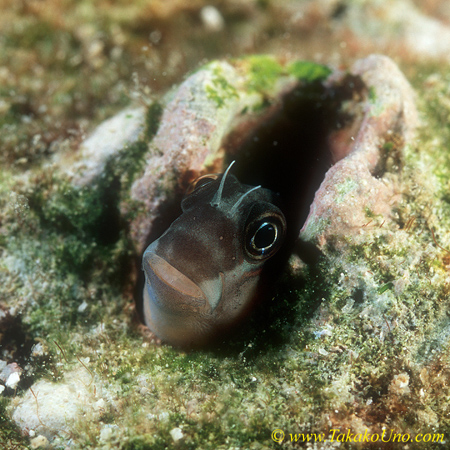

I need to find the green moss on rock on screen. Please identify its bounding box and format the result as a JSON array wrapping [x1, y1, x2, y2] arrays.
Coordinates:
[[205, 64, 240, 108], [145, 102, 163, 141], [245, 55, 285, 93], [287, 60, 332, 82], [0, 398, 30, 450]]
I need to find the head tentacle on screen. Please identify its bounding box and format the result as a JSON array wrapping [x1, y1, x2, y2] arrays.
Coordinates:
[[230, 185, 261, 215], [210, 160, 235, 208]]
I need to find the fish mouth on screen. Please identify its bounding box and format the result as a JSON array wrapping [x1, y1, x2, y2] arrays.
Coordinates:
[[143, 252, 225, 311], [144, 252, 207, 300]]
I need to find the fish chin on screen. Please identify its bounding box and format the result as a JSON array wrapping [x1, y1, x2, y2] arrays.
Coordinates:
[[143, 281, 213, 347]]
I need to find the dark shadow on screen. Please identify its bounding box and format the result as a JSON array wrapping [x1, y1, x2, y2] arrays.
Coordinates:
[[227, 76, 364, 246], [0, 313, 42, 394]]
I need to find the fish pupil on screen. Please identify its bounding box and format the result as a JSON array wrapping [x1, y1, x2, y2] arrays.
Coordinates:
[[252, 222, 277, 251]]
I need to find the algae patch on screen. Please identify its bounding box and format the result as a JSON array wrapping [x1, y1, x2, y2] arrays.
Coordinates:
[[244, 55, 331, 95], [245, 55, 285, 93], [287, 60, 332, 82], [205, 64, 239, 108]]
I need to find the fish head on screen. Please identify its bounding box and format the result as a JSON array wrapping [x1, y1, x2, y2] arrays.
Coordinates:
[[142, 162, 286, 347]]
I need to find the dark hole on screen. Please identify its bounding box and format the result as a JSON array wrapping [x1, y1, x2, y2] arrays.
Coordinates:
[[226, 77, 363, 250], [0, 313, 42, 394], [331, 1, 348, 19], [212, 76, 367, 351], [94, 178, 122, 245], [353, 288, 364, 304]]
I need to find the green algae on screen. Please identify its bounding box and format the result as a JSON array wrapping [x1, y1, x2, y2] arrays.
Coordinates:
[[0, 398, 30, 450], [245, 55, 285, 93], [0, 132, 151, 346], [335, 177, 359, 204], [287, 60, 332, 82], [205, 65, 240, 108], [144, 102, 163, 141], [301, 214, 331, 242], [244, 56, 331, 96]]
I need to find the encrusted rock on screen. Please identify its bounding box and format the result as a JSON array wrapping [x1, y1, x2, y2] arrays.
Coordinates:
[[4, 53, 423, 446], [12, 367, 103, 442], [301, 54, 418, 247], [63, 106, 146, 185], [56, 54, 417, 256]]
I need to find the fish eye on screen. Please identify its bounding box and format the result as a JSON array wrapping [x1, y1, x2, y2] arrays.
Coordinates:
[[245, 212, 286, 261], [185, 174, 219, 195]]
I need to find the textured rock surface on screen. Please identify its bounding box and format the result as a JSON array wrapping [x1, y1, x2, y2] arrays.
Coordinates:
[[128, 54, 418, 255], [301, 54, 418, 246], [5, 53, 428, 447], [12, 368, 102, 441], [66, 106, 146, 186]]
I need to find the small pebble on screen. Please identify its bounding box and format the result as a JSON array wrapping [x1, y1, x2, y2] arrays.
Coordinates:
[[6, 372, 20, 389], [30, 435, 49, 449], [200, 6, 225, 32], [170, 427, 184, 442]]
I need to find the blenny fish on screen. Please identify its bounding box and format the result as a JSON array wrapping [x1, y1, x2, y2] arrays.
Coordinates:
[[142, 162, 286, 347]]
